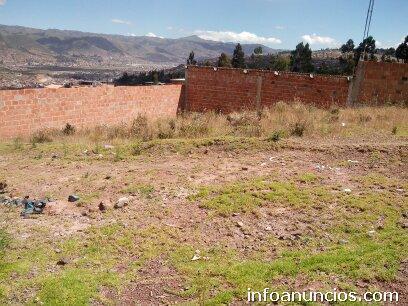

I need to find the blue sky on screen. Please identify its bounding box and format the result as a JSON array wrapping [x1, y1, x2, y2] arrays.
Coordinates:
[[0, 0, 406, 49]]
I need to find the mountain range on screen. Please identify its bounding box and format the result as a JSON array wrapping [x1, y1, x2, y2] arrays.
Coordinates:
[[0, 24, 279, 69]]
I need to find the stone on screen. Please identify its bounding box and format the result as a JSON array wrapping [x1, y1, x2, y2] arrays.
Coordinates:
[[98, 201, 112, 212], [56, 258, 68, 266], [236, 221, 244, 228], [241, 167, 249, 171], [0, 181, 7, 193], [339, 239, 349, 245], [68, 195, 80, 202], [114, 197, 129, 209]]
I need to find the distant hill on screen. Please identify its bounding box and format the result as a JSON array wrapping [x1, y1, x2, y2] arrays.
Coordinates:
[[0, 24, 279, 68]]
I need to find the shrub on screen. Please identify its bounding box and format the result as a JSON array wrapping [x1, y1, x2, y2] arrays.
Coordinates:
[[12, 138, 23, 150], [30, 130, 52, 145], [268, 130, 285, 142], [291, 122, 306, 137], [358, 114, 372, 123], [62, 123, 76, 135], [130, 115, 151, 140]]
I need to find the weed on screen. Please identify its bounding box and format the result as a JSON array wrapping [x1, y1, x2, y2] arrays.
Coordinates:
[[30, 130, 52, 145], [12, 138, 23, 150], [62, 123, 76, 136], [267, 130, 284, 142], [392, 126, 397, 135], [130, 115, 151, 140], [121, 184, 154, 197], [0, 229, 9, 254], [291, 122, 306, 137], [114, 146, 124, 162], [298, 172, 319, 183]]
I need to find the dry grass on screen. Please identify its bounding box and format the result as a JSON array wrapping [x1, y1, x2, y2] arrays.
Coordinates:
[[25, 103, 408, 145]]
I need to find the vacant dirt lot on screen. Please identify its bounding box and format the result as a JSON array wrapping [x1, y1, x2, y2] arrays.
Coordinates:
[[1, 107, 407, 305]]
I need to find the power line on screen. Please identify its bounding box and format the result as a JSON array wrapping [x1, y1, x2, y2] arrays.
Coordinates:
[[362, 0, 375, 59]]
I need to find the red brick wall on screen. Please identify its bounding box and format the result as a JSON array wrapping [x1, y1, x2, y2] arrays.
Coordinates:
[[0, 85, 183, 139], [358, 61, 408, 104], [185, 66, 350, 113]]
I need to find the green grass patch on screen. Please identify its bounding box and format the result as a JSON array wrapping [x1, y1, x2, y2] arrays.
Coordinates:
[[190, 177, 331, 216], [121, 184, 155, 197]]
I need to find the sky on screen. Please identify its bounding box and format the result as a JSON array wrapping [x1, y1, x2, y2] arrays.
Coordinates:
[[0, 0, 406, 50]]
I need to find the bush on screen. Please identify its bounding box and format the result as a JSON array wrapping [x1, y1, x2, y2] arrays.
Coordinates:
[[62, 123, 76, 135], [31, 130, 52, 145], [268, 130, 285, 142], [291, 122, 306, 137], [130, 115, 151, 140]]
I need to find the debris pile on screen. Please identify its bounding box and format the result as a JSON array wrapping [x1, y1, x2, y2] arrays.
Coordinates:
[[0, 195, 50, 216], [0, 181, 50, 216]]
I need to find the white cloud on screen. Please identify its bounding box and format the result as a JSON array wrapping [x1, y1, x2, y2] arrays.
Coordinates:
[[0, 0, 6, 6], [195, 30, 282, 46], [166, 26, 173, 30], [145, 32, 164, 39], [111, 19, 132, 25], [275, 25, 285, 30], [301, 34, 339, 47]]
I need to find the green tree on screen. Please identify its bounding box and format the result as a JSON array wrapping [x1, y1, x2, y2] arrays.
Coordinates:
[[254, 46, 263, 55], [290, 42, 313, 72], [202, 59, 213, 67], [339, 54, 356, 75], [354, 36, 376, 62], [217, 53, 232, 67], [396, 36, 408, 63], [340, 39, 355, 53], [232, 43, 246, 68], [152, 71, 159, 84], [270, 55, 289, 71], [187, 51, 197, 65]]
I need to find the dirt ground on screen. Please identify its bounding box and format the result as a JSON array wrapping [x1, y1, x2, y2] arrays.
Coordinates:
[[0, 137, 407, 305]]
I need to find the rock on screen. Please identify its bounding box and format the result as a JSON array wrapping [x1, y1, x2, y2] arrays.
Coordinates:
[[191, 250, 201, 261], [54, 248, 61, 254], [56, 258, 68, 266], [343, 188, 352, 193], [339, 239, 349, 245], [98, 202, 106, 211], [68, 195, 80, 202], [104, 175, 112, 180], [265, 226, 272, 231], [241, 167, 249, 171], [114, 197, 129, 209], [398, 221, 408, 229], [236, 221, 244, 228], [81, 210, 88, 216], [367, 230, 376, 237], [104, 144, 115, 150], [0, 181, 7, 193]]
